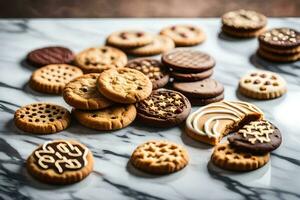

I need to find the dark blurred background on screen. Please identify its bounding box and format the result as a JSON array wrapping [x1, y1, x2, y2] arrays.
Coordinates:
[[1, 0, 299, 18]]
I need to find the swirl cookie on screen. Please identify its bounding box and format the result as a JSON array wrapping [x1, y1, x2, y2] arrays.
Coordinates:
[[160, 25, 205, 46], [239, 70, 287, 99], [14, 103, 71, 134], [29, 64, 83, 94], [63, 73, 113, 110], [27, 140, 94, 184], [211, 143, 269, 171], [186, 101, 264, 145], [130, 141, 189, 174], [73, 104, 136, 131], [125, 58, 169, 89], [136, 89, 191, 127], [74, 46, 127, 73], [97, 68, 152, 103], [27, 46, 75, 67]]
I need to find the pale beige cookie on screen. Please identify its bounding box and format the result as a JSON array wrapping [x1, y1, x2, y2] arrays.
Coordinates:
[[125, 35, 175, 56], [130, 140, 189, 174], [74, 46, 127, 73], [160, 25, 205, 46], [14, 103, 71, 134], [27, 140, 94, 184], [73, 104, 136, 131], [29, 64, 83, 94], [106, 30, 154, 48], [239, 70, 287, 99], [63, 73, 113, 110], [97, 68, 152, 103], [211, 143, 269, 171]]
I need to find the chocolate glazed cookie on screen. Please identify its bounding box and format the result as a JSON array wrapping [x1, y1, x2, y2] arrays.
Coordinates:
[[136, 89, 191, 127]]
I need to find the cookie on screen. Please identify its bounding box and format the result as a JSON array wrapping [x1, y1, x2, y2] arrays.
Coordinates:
[[26, 46, 75, 68], [73, 104, 136, 131], [136, 89, 191, 127], [239, 70, 287, 99], [228, 120, 282, 154], [106, 30, 154, 48], [130, 140, 189, 174], [63, 73, 113, 110], [211, 143, 269, 171], [14, 103, 71, 134], [188, 93, 224, 106], [125, 35, 175, 56], [257, 48, 300, 62], [221, 26, 266, 38], [162, 49, 215, 72], [171, 68, 213, 82], [186, 101, 264, 145], [97, 68, 152, 103], [125, 58, 169, 89], [74, 46, 127, 73], [27, 140, 94, 184], [160, 25, 205, 46], [29, 64, 83, 94]]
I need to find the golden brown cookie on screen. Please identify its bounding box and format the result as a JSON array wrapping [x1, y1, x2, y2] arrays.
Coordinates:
[[74, 46, 127, 73], [130, 140, 189, 174], [97, 68, 152, 103], [14, 103, 71, 134], [29, 64, 83, 94], [211, 143, 269, 171], [160, 25, 205, 46], [63, 73, 113, 110], [27, 140, 94, 184], [239, 70, 287, 99], [73, 104, 136, 131]]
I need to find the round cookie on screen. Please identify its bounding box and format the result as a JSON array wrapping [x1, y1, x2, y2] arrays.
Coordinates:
[[257, 48, 300, 62], [188, 93, 224, 106], [160, 25, 206, 46], [125, 58, 169, 89], [73, 104, 136, 131], [14, 103, 71, 134], [27, 140, 94, 184], [239, 70, 287, 99], [136, 89, 191, 127], [106, 30, 154, 48], [162, 49, 215, 72], [97, 68, 152, 103], [125, 35, 175, 56], [171, 68, 213, 82], [74, 46, 127, 73], [63, 73, 113, 110], [29, 64, 83, 94], [130, 140, 189, 174], [26, 46, 75, 68], [228, 120, 282, 154]]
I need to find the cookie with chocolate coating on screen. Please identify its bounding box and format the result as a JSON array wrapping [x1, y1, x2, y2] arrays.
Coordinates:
[[171, 68, 213, 82]]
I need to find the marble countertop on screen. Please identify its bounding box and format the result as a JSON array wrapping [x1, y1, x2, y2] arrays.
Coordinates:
[[0, 18, 300, 200]]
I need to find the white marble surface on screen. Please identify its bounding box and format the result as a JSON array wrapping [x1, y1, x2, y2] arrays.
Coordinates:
[[0, 18, 300, 200]]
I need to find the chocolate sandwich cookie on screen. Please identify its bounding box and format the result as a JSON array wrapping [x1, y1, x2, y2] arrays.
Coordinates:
[[125, 58, 169, 89], [27, 46, 75, 67], [228, 120, 282, 154], [136, 89, 191, 127], [171, 68, 213, 82]]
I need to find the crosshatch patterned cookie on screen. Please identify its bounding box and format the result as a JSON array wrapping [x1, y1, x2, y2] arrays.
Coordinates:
[[228, 120, 282, 154], [63, 73, 113, 110], [27, 140, 94, 184], [27, 46, 75, 67], [160, 25, 206, 46], [97, 68, 152, 103], [125, 58, 169, 89], [136, 89, 191, 127], [14, 103, 71, 134], [73, 104, 136, 131], [239, 70, 287, 99], [211, 143, 269, 171], [130, 140, 189, 174], [74, 46, 127, 73], [29, 64, 83, 94]]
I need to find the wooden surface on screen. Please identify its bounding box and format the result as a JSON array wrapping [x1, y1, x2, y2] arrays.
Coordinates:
[[1, 0, 299, 18]]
